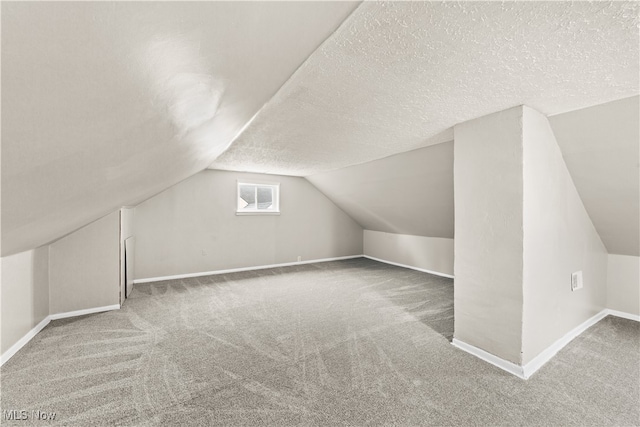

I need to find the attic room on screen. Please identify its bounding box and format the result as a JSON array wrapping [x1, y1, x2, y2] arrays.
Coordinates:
[[1, 1, 638, 426]]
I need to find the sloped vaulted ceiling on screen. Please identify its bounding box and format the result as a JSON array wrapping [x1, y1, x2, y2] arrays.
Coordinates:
[[211, 1, 638, 256], [211, 1, 638, 176], [1, 1, 359, 256], [308, 142, 454, 239], [3, 1, 638, 257], [550, 96, 639, 256]]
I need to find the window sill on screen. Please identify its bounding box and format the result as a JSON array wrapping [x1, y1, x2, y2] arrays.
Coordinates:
[[236, 211, 281, 216]]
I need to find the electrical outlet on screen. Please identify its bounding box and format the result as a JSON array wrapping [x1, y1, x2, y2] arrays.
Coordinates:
[[201, 249, 207, 257], [571, 271, 583, 291], [297, 255, 302, 262]]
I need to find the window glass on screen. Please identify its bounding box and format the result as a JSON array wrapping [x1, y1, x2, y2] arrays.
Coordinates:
[[239, 185, 256, 209], [257, 186, 273, 210], [237, 182, 279, 214]]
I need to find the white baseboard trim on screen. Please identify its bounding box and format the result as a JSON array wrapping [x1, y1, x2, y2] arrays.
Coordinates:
[[521, 309, 609, 379], [133, 255, 365, 284], [2, 304, 121, 366], [363, 255, 454, 279], [452, 338, 526, 379], [452, 308, 638, 380], [0, 317, 51, 366], [49, 304, 121, 321], [606, 309, 640, 322]]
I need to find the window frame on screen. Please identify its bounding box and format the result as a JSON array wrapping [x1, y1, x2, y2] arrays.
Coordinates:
[[236, 181, 280, 215]]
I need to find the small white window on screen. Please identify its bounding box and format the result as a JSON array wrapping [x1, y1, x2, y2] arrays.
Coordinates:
[[236, 182, 280, 215]]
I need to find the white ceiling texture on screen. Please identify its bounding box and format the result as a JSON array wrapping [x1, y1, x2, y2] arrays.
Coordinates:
[[212, 1, 639, 256], [2, 1, 638, 257], [1, 1, 359, 256], [212, 1, 638, 176]]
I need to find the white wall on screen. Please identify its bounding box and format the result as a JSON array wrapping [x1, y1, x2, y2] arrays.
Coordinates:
[[453, 106, 525, 364], [134, 170, 363, 279], [607, 254, 640, 316], [1, 247, 49, 354], [521, 106, 608, 365], [364, 230, 453, 276], [2, 210, 122, 356], [49, 212, 120, 314]]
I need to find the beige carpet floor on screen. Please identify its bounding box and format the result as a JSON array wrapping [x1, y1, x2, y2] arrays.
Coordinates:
[[1, 258, 638, 426]]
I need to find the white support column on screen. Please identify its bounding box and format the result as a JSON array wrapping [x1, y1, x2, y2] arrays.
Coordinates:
[[453, 106, 525, 365], [453, 105, 608, 375]]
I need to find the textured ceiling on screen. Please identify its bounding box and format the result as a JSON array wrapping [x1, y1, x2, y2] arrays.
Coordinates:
[[211, 1, 639, 177], [307, 141, 454, 239], [1, 1, 359, 256], [550, 96, 639, 256]]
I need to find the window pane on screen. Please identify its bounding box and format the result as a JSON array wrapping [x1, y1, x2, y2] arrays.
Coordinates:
[[239, 185, 256, 209], [257, 186, 273, 210], [237, 182, 279, 213]]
